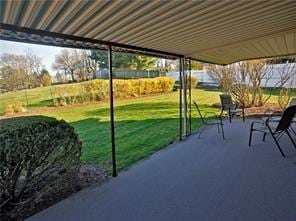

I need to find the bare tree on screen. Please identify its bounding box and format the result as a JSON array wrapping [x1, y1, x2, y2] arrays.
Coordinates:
[[52, 49, 97, 82], [52, 49, 79, 82], [0, 52, 44, 91], [82, 50, 98, 79], [206, 64, 234, 92], [55, 71, 67, 83], [275, 56, 296, 108], [207, 58, 296, 108], [207, 60, 273, 107]]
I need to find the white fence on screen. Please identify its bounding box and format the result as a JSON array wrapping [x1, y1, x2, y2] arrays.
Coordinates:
[[167, 63, 296, 88]]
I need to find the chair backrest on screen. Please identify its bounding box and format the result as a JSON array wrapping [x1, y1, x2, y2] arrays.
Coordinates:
[[275, 105, 296, 132], [193, 101, 207, 124], [219, 94, 234, 109], [288, 97, 296, 107]]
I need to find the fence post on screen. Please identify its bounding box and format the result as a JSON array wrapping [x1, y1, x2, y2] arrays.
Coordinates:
[[49, 88, 54, 105], [24, 91, 29, 106]]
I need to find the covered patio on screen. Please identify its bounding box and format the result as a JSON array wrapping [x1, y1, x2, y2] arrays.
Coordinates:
[[1, 0, 295, 177], [1, 1, 296, 220], [27, 119, 296, 221]]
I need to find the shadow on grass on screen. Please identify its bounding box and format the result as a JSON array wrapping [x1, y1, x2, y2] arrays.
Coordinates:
[[70, 115, 203, 174], [86, 101, 180, 116], [26, 99, 53, 108]]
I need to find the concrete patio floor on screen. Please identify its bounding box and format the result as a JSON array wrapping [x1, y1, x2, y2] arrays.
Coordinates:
[[28, 119, 296, 221]]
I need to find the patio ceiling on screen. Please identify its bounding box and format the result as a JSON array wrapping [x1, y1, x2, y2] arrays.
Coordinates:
[[1, 0, 296, 64]]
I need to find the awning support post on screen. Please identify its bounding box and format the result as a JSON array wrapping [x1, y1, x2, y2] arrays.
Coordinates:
[[179, 57, 183, 141], [189, 59, 192, 135], [108, 44, 117, 177], [183, 57, 187, 136]]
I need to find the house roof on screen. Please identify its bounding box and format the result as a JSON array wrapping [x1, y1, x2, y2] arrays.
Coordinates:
[[1, 0, 296, 64]]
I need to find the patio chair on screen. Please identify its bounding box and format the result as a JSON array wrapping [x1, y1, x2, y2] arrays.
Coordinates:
[[249, 105, 296, 157], [219, 94, 245, 123], [262, 97, 296, 136], [193, 101, 224, 139]]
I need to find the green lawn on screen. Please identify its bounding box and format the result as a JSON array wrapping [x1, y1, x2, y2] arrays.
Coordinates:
[[41, 89, 219, 172], [0, 86, 285, 173], [0, 83, 83, 114]]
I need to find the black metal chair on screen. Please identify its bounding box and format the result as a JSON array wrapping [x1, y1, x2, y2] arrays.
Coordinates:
[[193, 101, 224, 139], [249, 105, 296, 157], [219, 94, 245, 123], [262, 97, 296, 136]]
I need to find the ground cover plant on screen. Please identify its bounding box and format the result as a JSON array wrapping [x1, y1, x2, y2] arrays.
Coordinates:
[[0, 116, 82, 220]]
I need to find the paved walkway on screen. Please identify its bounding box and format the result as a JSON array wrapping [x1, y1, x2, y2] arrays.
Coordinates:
[[28, 119, 296, 221]]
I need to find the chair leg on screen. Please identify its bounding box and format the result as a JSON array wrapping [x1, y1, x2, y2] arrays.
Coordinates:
[[286, 130, 296, 149], [220, 123, 225, 139], [229, 108, 232, 123], [249, 129, 253, 146], [270, 133, 286, 158], [263, 133, 266, 142], [242, 108, 245, 122]]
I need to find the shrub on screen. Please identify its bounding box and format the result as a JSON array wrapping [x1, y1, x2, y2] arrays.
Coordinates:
[[113, 80, 133, 98], [53, 84, 89, 106], [188, 76, 198, 88], [136, 77, 174, 95], [156, 77, 175, 92], [53, 77, 175, 104], [4, 104, 14, 114], [4, 102, 26, 114], [40, 74, 52, 86], [0, 116, 82, 220], [83, 79, 109, 101], [278, 88, 292, 109]]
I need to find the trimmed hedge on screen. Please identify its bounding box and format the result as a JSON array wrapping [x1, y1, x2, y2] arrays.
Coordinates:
[[0, 116, 82, 220], [52, 77, 175, 106]]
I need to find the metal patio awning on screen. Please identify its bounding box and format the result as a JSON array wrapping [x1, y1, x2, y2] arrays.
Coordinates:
[[1, 0, 296, 64]]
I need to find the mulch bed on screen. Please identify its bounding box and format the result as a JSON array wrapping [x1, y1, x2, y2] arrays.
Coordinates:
[[244, 104, 282, 117], [212, 103, 283, 117], [19, 164, 109, 220]]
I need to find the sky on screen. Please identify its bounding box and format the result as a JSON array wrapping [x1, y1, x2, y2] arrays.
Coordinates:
[[0, 40, 63, 74]]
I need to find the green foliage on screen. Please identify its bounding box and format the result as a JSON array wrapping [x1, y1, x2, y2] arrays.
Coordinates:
[[0, 116, 82, 220], [90, 50, 157, 70]]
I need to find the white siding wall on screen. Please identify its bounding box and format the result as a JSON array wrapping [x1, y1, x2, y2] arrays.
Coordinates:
[[167, 63, 296, 88]]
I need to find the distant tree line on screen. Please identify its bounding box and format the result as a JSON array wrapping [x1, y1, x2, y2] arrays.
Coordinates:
[[52, 49, 203, 82], [0, 52, 52, 92], [0, 47, 203, 92]]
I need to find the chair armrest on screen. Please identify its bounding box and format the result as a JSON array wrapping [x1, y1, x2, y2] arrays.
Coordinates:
[[252, 121, 265, 125], [250, 120, 265, 130]]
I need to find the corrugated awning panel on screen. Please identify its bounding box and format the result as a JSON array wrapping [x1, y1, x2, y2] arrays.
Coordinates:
[[1, 0, 296, 64]]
